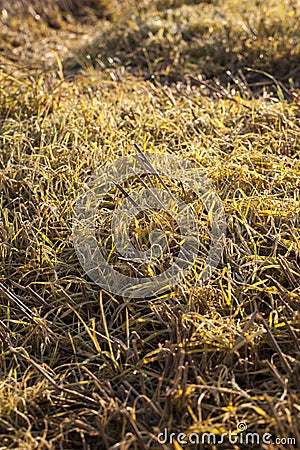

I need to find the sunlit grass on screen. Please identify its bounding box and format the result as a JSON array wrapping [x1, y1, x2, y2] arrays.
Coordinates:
[[0, 0, 300, 448]]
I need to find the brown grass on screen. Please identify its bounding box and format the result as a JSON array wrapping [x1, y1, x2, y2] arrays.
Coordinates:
[[0, 0, 300, 449]]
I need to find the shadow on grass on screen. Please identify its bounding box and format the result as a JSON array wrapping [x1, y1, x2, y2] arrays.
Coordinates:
[[64, 0, 300, 91]]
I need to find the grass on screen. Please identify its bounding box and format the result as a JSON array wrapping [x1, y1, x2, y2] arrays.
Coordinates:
[[0, 0, 300, 448]]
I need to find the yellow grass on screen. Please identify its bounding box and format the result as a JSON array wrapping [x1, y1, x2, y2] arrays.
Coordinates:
[[0, 0, 300, 448]]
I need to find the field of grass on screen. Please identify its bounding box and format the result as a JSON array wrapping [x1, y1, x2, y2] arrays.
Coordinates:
[[1, 0, 300, 448]]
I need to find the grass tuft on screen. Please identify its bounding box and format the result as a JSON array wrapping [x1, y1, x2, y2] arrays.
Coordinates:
[[0, 0, 300, 448]]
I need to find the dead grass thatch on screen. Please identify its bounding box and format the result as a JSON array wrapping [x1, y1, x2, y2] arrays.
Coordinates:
[[0, 0, 300, 449]]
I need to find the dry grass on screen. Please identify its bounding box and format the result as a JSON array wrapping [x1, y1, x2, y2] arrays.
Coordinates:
[[0, 0, 300, 449]]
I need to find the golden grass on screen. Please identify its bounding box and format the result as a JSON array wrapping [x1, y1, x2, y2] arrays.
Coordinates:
[[0, 0, 300, 448]]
